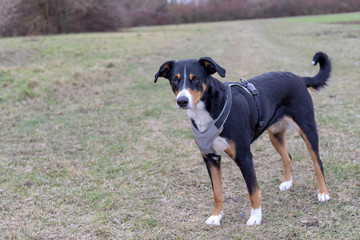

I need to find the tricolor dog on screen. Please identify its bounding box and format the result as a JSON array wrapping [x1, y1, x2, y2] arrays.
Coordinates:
[[154, 52, 331, 226]]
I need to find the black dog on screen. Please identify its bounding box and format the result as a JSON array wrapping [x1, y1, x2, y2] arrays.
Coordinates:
[[154, 52, 331, 226]]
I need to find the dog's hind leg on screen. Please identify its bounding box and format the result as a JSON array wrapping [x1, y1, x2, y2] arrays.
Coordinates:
[[203, 155, 224, 226], [298, 126, 330, 201], [290, 114, 330, 202], [268, 129, 293, 191]]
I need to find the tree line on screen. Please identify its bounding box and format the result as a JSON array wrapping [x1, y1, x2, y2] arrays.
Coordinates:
[[1, 0, 359, 37]]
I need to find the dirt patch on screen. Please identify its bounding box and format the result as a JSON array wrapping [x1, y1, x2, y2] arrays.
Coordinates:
[[313, 28, 359, 39], [314, 29, 343, 36], [334, 21, 360, 25]]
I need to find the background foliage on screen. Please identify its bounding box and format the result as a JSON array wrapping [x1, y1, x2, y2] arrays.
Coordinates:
[[1, 0, 360, 37]]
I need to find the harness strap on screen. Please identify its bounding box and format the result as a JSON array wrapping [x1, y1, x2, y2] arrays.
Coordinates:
[[227, 81, 265, 128], [190, 84, 232, 155], [190, 81, 264, 155]]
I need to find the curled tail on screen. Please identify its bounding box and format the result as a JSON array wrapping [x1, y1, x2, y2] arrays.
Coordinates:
[[303, 52, 332, 90]]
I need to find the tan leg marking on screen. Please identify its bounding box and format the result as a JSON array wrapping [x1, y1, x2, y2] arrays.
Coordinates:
[[299, 130, 329, 195], [268, 130, 292, 182], [224, 140, 236, 159], [209, 164, 223, 216], [248, 188, 261, 209]]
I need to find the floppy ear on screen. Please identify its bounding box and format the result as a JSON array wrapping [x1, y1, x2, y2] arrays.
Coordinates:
[[199, 57, 226, 78], [154, 60, 175, 83]]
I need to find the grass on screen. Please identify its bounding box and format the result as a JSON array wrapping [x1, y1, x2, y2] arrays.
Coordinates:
[[288, 11, 360, 23], [0, 13, 359, 239]]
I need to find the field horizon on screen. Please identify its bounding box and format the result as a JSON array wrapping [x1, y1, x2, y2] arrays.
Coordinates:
[[1, 13, 359, 239]]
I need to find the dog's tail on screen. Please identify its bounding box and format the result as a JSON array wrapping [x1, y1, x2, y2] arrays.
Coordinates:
[[302, 52, 332, 90]]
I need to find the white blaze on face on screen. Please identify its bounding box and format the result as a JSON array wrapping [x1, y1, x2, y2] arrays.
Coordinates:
[[176, 65, 193, 109]]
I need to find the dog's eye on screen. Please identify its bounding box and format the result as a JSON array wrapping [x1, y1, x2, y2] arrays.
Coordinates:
[[172, 78, 179, 83], [189, 74, 199, 82]]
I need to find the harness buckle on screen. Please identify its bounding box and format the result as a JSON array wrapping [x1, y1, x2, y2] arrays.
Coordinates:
[[246, 83, 259, 96]]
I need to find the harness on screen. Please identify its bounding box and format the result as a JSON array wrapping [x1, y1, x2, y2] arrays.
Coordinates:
[[190, 80, 264, 155]]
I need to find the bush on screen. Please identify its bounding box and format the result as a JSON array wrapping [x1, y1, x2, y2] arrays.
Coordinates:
[[0, 0, 126, 36], [1, 0, 360, 37]]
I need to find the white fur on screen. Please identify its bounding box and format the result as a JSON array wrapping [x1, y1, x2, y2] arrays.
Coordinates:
[[187, 101, 212, 131], [246, 207, 262, 226], [279, 179, 293, 191], [187, 101, 230, 156], [212, 137, 229, 156], [205, 211, 224, 226], [317, 192, 330, 202]]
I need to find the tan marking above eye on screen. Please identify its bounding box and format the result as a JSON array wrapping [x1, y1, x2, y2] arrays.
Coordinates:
[[176, 73, 181, 79], [189, 73, 195, 81]]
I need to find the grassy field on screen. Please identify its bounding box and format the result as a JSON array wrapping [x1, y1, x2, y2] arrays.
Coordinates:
[[288, 11, 360, 23], [0, 13, 359, 239]]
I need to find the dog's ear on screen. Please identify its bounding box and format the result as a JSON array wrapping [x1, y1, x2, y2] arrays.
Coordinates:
[[199, 57, 226, 78], [154, 60, 175, 83]]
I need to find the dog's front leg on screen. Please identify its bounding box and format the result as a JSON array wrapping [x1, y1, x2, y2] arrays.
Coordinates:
[[235, 151, 262, 226], [203, 154, 224, 226]]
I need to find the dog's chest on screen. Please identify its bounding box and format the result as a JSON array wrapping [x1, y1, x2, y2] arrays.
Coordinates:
[[187, 101, 229, 156]]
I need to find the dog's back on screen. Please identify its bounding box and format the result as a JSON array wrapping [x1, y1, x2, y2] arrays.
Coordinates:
[[244, 52, 332, 134]]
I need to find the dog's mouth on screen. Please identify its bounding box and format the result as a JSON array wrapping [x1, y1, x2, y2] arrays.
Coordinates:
[[176, 104, 190, 110]]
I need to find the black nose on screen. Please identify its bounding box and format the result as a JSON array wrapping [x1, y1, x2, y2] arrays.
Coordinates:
[[177, 96, 189, 108]]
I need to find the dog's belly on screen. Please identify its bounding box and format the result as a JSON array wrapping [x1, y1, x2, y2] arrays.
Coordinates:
[[212, 136, 229, 156], [268, 116, 300, 133]]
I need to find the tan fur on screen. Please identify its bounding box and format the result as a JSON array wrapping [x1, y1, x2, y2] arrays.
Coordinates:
[[299, 130, 329, 194], [209, 164, 223, 216], [188, 82, 207, 106], [224, 140, 236, 159], [269, 116, 329, 194], [248, 189, 261, 209], [268, 130, 292, 182]]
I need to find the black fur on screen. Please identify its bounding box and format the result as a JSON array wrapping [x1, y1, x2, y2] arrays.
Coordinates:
[[155, 52, 331, 222]]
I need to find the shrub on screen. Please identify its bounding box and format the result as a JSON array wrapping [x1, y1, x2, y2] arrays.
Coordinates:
[[0, 0, 126, 36], [1, 0, 360, 37]]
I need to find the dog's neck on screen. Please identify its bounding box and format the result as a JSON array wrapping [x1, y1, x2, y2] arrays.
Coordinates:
[[187, 77, 227, 132]]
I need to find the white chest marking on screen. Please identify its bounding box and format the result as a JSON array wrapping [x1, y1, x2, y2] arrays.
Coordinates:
[[187, 101, 212, 132], [187, 101, 229, 156], [212, 137, 229, 156]]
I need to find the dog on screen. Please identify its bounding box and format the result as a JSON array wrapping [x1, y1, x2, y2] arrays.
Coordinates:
[[154, 52, 331, 226]]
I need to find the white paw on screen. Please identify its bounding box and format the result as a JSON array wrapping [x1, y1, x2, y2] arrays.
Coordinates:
[[317, 192, 330, 202], [205, 211, 224, 226], [246, 207, 262, 226], [279, 179, 293, 191]]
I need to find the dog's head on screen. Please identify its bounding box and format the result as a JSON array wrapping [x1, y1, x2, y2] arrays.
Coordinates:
[[154, 57, 226, 109]]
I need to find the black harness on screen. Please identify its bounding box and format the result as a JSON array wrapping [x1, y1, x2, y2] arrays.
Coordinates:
[[227, 81, 265, 129], [190, 80, 264, 155]]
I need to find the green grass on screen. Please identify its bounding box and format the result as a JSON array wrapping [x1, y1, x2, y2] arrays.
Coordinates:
[[288, 11, 360, 23], [1, 13, 360, 239]]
